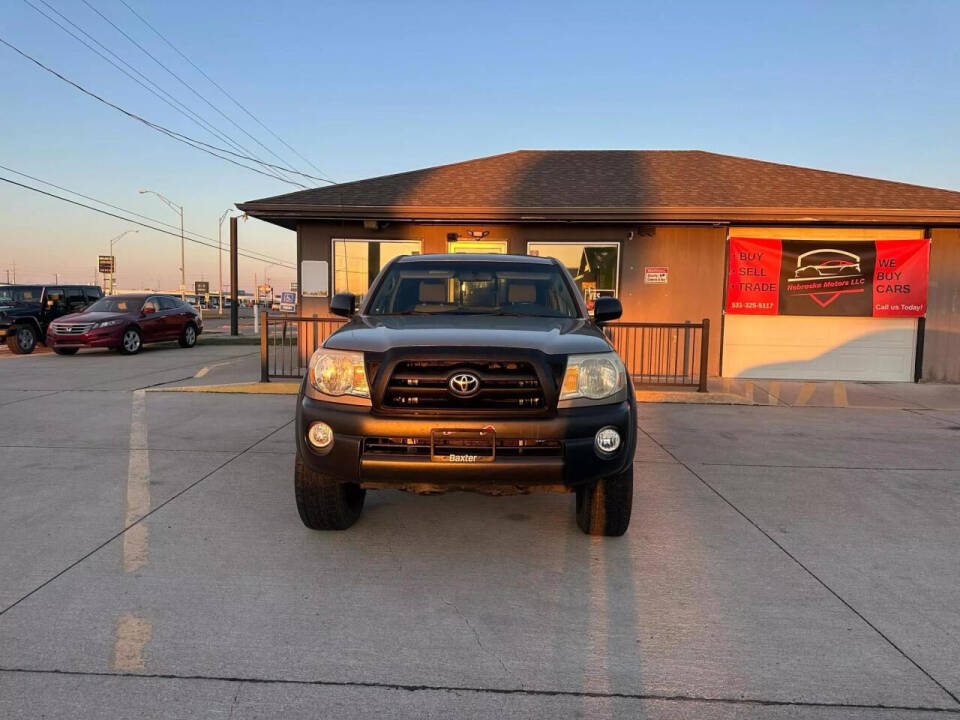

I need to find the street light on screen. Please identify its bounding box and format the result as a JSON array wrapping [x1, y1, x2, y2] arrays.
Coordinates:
[[218, 208, 235, 313], [139, 189, 185, 300], [106, 230, 139, 295]]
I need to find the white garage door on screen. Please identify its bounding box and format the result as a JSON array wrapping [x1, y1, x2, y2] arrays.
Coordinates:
[[723, 315, 918, 381]]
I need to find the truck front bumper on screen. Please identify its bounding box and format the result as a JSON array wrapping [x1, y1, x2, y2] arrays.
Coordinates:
[[296, 391, 636, 491]]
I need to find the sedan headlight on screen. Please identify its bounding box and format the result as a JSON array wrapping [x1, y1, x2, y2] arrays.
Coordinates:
[[94, 319, 123, 329], [308, 349, 369, 398], [560, 352, 626, 402]]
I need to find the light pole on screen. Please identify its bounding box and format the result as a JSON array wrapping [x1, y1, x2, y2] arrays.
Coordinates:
[[218, 208, 233, 314], [139, 189, 185, 299], [106, 230, 139, 295]]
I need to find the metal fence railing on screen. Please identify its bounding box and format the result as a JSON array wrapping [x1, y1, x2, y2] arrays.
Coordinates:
[[260, 314, 710, 392], [603, 319, 710, 391], [260, 313, 346, 381]]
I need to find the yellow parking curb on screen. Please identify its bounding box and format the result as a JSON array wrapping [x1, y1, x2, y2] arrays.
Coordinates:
[[149, 382, 299, 395], [635, 390, 754, 405]]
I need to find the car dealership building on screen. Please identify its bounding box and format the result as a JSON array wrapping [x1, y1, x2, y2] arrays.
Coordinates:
[[239, 150, 960, 383]]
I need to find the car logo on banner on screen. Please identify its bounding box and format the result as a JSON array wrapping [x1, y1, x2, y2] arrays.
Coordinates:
[[448, 372, 481, 398], [787, 248, 867, 308]]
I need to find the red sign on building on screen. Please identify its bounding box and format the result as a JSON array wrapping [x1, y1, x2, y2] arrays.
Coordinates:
[[726, 237, 929, 317]]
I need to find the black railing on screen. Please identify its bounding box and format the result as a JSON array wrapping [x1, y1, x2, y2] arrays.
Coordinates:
[[260, 314, 710, 392], [603, 320, 710, 392], [260, 312, 346, 381]]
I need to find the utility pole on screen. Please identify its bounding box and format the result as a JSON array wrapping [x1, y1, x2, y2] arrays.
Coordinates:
[[139, 189, 185, 300], [218, 208, 232, 314], [229, 215, 238, 335]]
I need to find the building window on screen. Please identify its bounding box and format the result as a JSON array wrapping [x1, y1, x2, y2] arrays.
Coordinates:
[[332, 239, 422, 299], [527, 242, 619, 308]]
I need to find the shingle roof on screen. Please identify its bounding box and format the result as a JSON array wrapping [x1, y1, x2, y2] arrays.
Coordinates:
[[238, 150, 960, 225]]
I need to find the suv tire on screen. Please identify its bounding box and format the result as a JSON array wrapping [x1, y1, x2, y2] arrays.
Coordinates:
[[6, 325, 38, 354], [119, 327, 142, 355], [295, 452, 365, 530], [575, 465, 633, 536], [53, 347, 79, 355], [178, 322, 197, 348]]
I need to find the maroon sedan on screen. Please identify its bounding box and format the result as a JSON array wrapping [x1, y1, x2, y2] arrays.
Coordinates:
[[46, 294, 202, 355]]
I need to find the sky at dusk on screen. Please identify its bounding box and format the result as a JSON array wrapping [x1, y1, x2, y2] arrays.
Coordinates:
[[1, 0, 959, 292]]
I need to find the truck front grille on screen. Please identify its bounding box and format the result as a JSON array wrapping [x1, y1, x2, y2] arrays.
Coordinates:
[[363, 437, 562, 457], [382, 360, 545, 411]]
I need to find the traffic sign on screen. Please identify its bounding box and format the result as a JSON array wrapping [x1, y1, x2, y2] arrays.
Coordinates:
[[195, 281, 210, 295]]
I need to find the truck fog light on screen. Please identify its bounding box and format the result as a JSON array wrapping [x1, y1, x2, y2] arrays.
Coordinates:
[[595, 427, 621, 454], [308, 422, 334, 449]]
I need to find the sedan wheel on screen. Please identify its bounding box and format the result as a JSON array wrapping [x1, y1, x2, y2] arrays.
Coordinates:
[[178, 323, 197, 348], [120, 327, 142, 355]]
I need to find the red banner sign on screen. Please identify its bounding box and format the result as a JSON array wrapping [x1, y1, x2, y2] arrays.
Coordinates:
[[726, 237, 930, 317]]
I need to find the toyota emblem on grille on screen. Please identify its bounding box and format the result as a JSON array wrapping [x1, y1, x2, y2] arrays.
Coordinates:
[[448, 372, 480, 398]]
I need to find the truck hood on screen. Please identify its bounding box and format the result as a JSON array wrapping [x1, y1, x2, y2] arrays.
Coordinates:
[[324, 315, 613, 356]]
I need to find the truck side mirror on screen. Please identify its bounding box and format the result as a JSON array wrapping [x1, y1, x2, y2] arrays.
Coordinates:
[[592, 297, 622, 325], [330, 292, 357, 318]]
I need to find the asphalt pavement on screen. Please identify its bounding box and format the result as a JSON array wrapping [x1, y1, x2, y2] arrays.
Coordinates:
[[1, 345, 959, 718]]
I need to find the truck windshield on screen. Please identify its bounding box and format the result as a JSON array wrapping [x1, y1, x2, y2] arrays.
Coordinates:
[[0, 286, 43, 303], [366, 260, 581, 318]]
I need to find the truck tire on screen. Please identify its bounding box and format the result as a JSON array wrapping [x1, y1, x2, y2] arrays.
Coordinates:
[[6, 325, 38, 354], [295, 452, 365, 530], [53, 347, 79, 355], [575, 465, 633, 536]]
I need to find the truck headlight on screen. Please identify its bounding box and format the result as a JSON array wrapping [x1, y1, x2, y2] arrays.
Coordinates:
[[560, 352, 626, 402], [308, 349, 369, 398]]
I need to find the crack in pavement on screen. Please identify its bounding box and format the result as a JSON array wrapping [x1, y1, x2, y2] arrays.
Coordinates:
[[635, 419, 960, 708], [1, 666, 959, 714], [440, 597, 512, 681]]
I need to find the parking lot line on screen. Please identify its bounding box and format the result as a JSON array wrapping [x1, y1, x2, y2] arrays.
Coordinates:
[[123, 390, 150, 573], [833, 382, 849, 408], [110, 614, 152, 672]]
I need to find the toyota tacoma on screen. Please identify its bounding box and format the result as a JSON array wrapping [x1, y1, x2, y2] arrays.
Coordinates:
[[296, 254, 636, 536]]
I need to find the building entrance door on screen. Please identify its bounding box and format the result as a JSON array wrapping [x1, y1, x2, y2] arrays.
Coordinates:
[[447, 240, 508, 254]]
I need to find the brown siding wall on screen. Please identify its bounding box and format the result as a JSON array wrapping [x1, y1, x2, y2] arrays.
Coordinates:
[[923, 227, 960, 382], [297, 221, 728, 375]]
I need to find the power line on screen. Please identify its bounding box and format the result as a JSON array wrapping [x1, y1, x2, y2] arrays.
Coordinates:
[[80, 0, 304, 186], [16, 1, 302, 188], [0, 35, 332, 188], [0, 175, 296, 270], [116, 0, 334, 183], [24, 0, 278, 178], [0, 163, 295, 266]]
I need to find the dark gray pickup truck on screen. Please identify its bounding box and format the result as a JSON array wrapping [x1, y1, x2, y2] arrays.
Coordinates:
[[295, 254, 636, 535]]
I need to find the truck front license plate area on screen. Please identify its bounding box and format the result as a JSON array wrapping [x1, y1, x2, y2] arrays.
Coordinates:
[[430, 428, 496, 463]]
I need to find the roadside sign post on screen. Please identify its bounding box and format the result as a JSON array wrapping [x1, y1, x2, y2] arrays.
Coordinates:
[[98, 255, 115, 295], [230, 216, 238, 336]]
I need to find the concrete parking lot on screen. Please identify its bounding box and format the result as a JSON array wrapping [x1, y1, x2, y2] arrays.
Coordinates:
[[1, 344, 959, 718]]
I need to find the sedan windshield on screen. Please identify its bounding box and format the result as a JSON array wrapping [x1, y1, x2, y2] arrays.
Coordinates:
[[0, 286, 43, 303], [85, 297, 141, 313], [366, 260, 581, 318]]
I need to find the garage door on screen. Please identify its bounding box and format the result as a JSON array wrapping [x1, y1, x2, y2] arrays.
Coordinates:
[[723, 315, 917, 381], [722, 227, 924, 382]]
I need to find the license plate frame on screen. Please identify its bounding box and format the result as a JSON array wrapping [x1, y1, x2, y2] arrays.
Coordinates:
[[430, 428, 496, 463]]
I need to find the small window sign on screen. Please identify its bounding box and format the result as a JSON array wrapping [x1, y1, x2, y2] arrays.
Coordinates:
[[644, 266, 668, 284], [301, 260, 329, 297]]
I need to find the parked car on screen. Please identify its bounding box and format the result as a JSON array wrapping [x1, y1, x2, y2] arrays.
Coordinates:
[[45, 293, 202, 355], [0, 284, 103, 354], [295, 254, 636, 536]]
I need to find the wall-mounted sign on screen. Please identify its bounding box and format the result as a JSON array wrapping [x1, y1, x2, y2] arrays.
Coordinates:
[[194, 281, 210, 295], [726, 238, 930, 317], [98, 255, 114, 273], [644, 266, 668, 284]]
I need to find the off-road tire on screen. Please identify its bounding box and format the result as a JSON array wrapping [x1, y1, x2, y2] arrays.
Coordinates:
[[6, 325, 38, 354], [53, 347, 79, 355], [295, 452, 365, 530], [575, 465, 633, 536], [178, 322, 197, 348], [119, 327, 142, 355]]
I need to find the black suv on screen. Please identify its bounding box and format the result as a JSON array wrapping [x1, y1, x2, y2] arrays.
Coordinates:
[[295, 254, 636, 536], [0, 285, 103, 354]]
